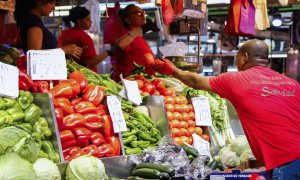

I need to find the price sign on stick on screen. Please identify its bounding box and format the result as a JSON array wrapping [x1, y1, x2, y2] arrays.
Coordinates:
[[120, 74, 142, 105], [192, 96, 212, 126], [27, 49, 67, 80], [107, 95, 127, 133], [0, 62, 19, 98], [192, 133, 212, 159]]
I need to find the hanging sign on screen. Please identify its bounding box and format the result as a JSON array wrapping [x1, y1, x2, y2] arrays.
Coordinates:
[[192, 96, 212, 126], [107, 95, 127, 133], [27, 49, 67, 80], [0, 62, 18, 98]]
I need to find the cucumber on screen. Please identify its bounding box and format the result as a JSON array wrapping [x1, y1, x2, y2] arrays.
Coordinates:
[[181, 145, 199, 158], [135, 162, 175, 177], [209, 159, 219, 170], [131, 168, 161, 179]]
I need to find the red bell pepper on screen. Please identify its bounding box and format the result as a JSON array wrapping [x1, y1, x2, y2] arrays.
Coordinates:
[[52, 96, 59, 107], [54, 108, 65, 131], [56, 97, 74, 115], [90, 132, 105, 146], [73, 101, 97, 114], [59, 79, 81, 98], [72, 127, 92, 138], [82, 84, 105, 106], [82, 144, 100, 157], [107, 136, 121, 156], [76, 135, 90, 148], [95, 104, 109, 116], [71, 97, 82, 106], [98, 143, 114, 157], [19, 68, 34, 90], [68, 70, 88, 92], [63, 113, 86, 130], [33, 80, 49, 93], [102, 115, 114, 139], [60, 130, 75, 143], [50, 83, 73, 99], [19, 80, 29, 91], [83, 113, 104, 132], [61, 139, 77, 150], [16, 56, 27, 71], [63, 146, 85, 161]]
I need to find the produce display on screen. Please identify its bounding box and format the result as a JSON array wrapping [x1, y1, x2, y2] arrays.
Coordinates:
[[0, 91, 60, 163]]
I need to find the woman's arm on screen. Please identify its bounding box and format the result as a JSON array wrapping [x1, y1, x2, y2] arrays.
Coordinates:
[[116, 27, 142, 50], [26, 27, 43, 50]]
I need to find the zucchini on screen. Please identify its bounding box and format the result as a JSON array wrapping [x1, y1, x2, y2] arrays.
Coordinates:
[[131, 168, 161, 179], [135, 162, 175, 177], [181, 145, 199, 158], [209, 159, 219, 170]]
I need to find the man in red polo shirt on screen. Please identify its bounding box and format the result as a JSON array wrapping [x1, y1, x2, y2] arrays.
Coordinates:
[[153, 39, 300, 179]]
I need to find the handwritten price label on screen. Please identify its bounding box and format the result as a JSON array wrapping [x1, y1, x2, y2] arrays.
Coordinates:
[[107, 95, 127, 133], [192, 133, 211, 159], [0, 62, 18, 98], [27, 49, 67, 80], [192, 96, 212, 126]]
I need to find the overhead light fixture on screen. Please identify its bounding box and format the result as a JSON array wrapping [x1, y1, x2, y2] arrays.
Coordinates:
[[272, 13, 282, 27]]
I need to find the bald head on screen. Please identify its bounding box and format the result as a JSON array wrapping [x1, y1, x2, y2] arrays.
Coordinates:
[[238, 39, 269, 68]]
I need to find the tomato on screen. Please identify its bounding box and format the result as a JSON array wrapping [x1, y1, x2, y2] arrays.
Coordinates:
[[181, 104, 190, 113], [173, 137, 183, 145], [200, 134, 210, 141], [179, 128, 188, 136], [179, 121, 188, 129], [187, 120, 196, 127], [179, 96, 188, 104], [170, 119, 180, 129], [141, 91, 150, 96], [188, 104, 194, 112], [153, 90, 160, 95], [160, 88, 175, 96], [166, 111, 174, 121], [165, 104, 174, 112], [143, 53, 154, 66], [164, 96, 174, 104], [187, 127, 195, 136], [141, 83, 156, 94], [180, 136, 190, 145], [171, 128, 180, 137], [174, 104, 182, 113], [181, 112, 189, 121], [136, 80, 144, 89], [173, 112, 182, 121], [152, 78, 166, 91], [174, 96, 181, 104], [134, 75, 146, 81], [188, 112, 195, 120], [195, 127, 203, 136]]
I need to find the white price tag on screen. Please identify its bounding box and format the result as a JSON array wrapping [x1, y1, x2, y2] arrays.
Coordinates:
[[107, 95, 127, 133], [192, 96, 212, 126], [120, 74, 142, 105], [192, 133, 211, 159], [27, 49, 67, 80], [0, 62, 19, 98]]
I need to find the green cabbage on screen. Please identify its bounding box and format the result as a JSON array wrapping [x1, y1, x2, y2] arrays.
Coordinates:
[[0, 153, 36, 180], [219, 150, 240, 168], [230, 135, 250, 156], [240, 148, 254, 163], [66, 155, 108, 180], [33, 158, 61, 180]]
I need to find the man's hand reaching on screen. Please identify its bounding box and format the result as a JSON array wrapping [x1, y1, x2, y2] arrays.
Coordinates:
[[152, 58, 176, 76]]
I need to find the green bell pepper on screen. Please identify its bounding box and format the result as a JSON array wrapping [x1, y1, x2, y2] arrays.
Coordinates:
[[0, 110, 13, 125], [0, 97, 5, 110], [3, 98, 16, 109], [18, 123, 32, 132], [24, 103, 42, 125], [17, 90, 34, 110], [41, 141, 60, 163], [12, 102, 23, 112], [38, 150, 49, 159], [6, 108, 25, 122], [33, 117, 52, 140]]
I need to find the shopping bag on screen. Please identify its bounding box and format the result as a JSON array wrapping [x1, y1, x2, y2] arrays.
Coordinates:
[[239, 0, 255, 36]]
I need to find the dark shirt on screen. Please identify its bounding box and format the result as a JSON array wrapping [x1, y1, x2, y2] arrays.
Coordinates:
[[19, 13, 57, 52]]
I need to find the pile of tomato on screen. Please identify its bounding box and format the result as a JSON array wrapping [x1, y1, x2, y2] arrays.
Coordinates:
[[130, 75, 210, 146]]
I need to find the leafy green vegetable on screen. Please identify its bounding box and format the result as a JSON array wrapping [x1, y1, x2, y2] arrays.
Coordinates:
[[230, 135, 250, 156], [66, 155, 108, 180], [33, 158, 61, 180], [0, 153, 36, 180]]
